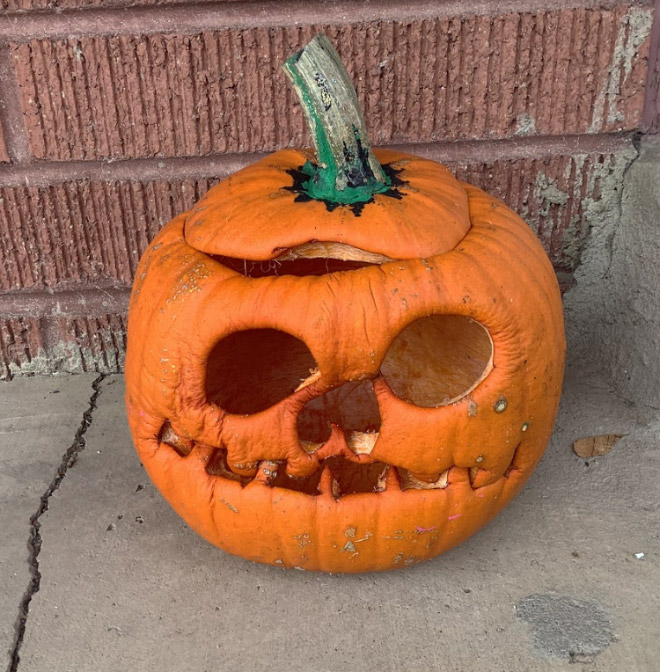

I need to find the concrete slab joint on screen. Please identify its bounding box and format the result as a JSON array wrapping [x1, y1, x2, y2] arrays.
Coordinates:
[[7, 374, 105, 672]]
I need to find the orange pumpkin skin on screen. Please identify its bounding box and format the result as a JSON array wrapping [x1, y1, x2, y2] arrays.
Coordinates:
[[125, 148, 565, 573]]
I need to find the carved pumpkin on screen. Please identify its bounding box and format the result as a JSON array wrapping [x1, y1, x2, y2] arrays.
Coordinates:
[[125, 36, 565, 572]]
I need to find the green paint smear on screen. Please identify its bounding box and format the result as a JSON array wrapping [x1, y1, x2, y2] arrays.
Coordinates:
[[296, 160, 391, 205]]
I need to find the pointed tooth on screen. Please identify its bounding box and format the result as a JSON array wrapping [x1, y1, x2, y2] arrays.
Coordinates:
[[385, 466, 402, 491], [435, 470, 449, 489], [399, 468, 449, 490], [300, 440, 323, 454], [295, 368, 321, 392], [375, 465, 391, 492], [160, 421, 194, 456], [346, 431, 379, 455], [319, 464, 335, 496], [254, 460, 281, 485]]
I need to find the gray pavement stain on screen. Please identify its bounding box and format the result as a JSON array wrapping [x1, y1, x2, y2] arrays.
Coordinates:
[[515, 593, 615, 663]]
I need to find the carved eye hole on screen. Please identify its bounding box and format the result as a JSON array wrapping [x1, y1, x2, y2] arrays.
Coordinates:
[[206, 329, 317, 414], [381, 315, 493, 407]]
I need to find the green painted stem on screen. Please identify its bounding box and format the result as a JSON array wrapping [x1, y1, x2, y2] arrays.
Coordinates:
[[282, 35, 390, 205]]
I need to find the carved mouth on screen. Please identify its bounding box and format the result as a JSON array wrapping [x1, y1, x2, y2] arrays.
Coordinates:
[[160, 422, 518, 498]]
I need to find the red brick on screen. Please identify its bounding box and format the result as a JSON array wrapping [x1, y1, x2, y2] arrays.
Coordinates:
[[0, 177, 214, 290], [10, 5, 653, 162], [0, 314, 126, 379]]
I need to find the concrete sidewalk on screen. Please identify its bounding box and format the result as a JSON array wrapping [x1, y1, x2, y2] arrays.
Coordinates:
[[1, 366, 658, 672]]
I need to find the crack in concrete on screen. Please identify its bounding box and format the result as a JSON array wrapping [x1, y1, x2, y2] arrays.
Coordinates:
[[7, 374, 105, 672]]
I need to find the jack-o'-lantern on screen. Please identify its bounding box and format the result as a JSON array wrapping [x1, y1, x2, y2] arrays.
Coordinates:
[[125, 36, 565, 572]]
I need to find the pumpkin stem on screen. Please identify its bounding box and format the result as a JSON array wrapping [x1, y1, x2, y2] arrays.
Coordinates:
[[283, 35, 389, 205]]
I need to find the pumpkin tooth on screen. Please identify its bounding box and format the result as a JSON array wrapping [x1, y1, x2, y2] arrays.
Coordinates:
[[385, 467, 403, 491], [159, 421, 194, 457], [346, 430, 379, 455], [398, 468, 449, 491], [375, 465, 390, 492], [300, 440, 324, 454], [469, 467, 503, 488], [254, 460, 281, 485], [447, 466, 470, 484], [318, 464, 336, 496]]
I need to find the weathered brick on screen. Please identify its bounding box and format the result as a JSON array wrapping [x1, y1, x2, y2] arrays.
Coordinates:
[[451, 148, 637, 279], [0, 177, 214, 290], [0, 145, 636, 292], [10, 5, 652, 161], [0, 314, 126, 379]]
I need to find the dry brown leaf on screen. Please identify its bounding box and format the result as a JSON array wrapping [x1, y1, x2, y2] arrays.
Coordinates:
[[573, 434, 623, 458]]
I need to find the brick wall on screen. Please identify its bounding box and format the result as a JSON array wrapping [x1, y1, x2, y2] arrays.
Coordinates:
[[0, 0, 657, 377]]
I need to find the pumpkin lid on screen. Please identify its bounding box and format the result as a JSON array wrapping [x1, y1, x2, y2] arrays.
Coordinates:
[[185, 37, 471, 263], [184, 148, 471, 262]]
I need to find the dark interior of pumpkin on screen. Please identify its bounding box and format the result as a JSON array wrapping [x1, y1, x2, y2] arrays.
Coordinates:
[[211, 240, 393, 278], [211, 254, 376, 278]]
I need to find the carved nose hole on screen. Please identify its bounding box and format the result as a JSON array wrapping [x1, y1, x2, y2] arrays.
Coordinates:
[[297, 380, 381, 444]]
